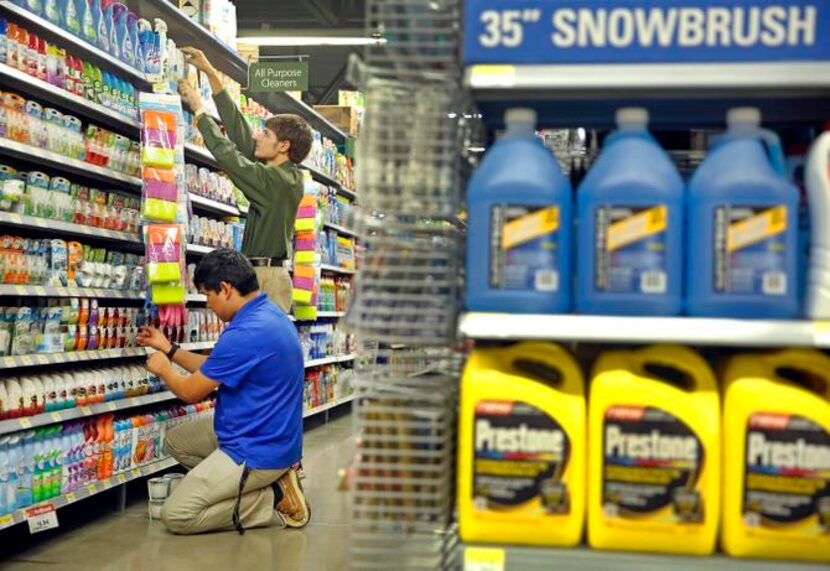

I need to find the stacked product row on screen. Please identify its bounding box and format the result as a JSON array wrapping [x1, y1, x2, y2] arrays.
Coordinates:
[[297, 321, 355, 362], [0, 300, 143, 355], [459, 343, 830, 563], [0, 166, 141, 233], [317, 276, 351, 314], [0, 364, 162, 418], [0, 90, 140, 174], [0, 238, 144, 289], [0, 18, 138, 120], [0, 400, 214, 515], [467, 107, 805, 319], [188, 215, 243, 252], [303, 364, 354, 412]]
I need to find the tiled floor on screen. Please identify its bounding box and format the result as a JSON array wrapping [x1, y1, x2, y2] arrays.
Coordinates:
[[0, 412, 354, 571]]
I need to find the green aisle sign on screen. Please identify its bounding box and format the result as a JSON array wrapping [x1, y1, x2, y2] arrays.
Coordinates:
[[249, 62, 309, 92]]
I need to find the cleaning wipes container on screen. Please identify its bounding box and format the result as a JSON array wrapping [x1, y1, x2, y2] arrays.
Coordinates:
[[458, 342, 585, 547], [687, 107, 799, 318], [588, 345, 721, 555], [576, 108, 684, 316], [466, 108, 572, 314], [722, 349, 830, 562]]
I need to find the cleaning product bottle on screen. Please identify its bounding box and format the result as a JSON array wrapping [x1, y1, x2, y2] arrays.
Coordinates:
[[722, 349, 830, 562], [0, 380, 8, 420], [79, 0, 96, 45], [805, 122, 830, 318], [112, 3, 128, 63], [64, 0, 81, 36], [137, 18, 154, 75], [89, 0, 107, 53], [126, 12, 139, 68], [588, 345, 721, 555], [458, 342, 585, 546], [576, 108, 684, 315], [687, 107, 799, 318], [43, 0, 61, 27], [466, 108, 572, 313]]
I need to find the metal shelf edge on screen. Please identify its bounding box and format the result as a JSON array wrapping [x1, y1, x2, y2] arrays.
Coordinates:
[[0, 212, 142, 245], [0, 285, 144, 299], [303, 394, 354, 419]]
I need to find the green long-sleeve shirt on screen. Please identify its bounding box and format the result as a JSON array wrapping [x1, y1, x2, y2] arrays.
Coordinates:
[[197, 90, 303, 259]]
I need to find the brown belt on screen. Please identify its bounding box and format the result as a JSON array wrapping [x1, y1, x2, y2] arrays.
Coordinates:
[[248, 257, 287, 268]]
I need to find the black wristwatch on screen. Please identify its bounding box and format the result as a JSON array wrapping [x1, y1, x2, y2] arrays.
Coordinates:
[[166, 342, 180, 361]]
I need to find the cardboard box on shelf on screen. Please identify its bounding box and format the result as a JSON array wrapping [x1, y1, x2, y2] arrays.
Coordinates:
[[314, 105, 360, 135]]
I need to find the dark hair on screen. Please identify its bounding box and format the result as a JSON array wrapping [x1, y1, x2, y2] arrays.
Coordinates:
[[266, 114, 313, 164], [194, 249, 259, 295]]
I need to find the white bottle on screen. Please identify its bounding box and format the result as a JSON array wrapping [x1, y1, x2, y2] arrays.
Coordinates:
[[41, 375, 55, 412], [0, 380, 8, 420], [806, 124, 830, 318], [5, 378, 22, 418]]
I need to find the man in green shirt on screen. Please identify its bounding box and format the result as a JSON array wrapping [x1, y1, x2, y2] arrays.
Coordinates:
[[178, 47, 312, 313]]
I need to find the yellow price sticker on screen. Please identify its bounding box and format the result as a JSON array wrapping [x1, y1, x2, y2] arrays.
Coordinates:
[[3, 356, 14, 366], [117, 474, 127, 484], [131, 469, 141, 477], [51, 412, 62, 422], [813, 321, 830, 346], [36, 355, 49, 365], [20, 418, 32, 428], [0, 514, 13, 527], [464, 547, 506, 571], [87, 484, 97, 494], [65, 492, 76, 503], [19, 355, 33, 366], [80, 406, 92, 415], [33, 286, 46, 296]]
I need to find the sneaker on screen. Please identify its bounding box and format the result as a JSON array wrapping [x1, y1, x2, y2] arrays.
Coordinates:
[[273, 468, 311, 528]]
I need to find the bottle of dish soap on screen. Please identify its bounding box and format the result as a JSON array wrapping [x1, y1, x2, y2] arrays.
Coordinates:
[[458, 342, 585, 547], [805, 122, 830, 318], [722, 349, 830, 563], [576, 108, 684, 315], [466, 108, 573, 314], [687, 107, 799, 318], [588, 345, 721, 555]]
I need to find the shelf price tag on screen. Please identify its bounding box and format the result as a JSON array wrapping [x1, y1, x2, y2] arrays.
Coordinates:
[[464, 547, 505, 571], [87, 483, 97, 494], [65, 493, 76, 503], [131, 468, 141, 477], [0, 514, 14, 528], [36, 355, 49, 365], [117, 474, 127, 484], [51, 412, 62, 422], [80, 406, 92, 415], [20, 418, 32, 428], [25, 504, 58, 534], [813, 321, 830, 346], [19, 355, 33, 366]]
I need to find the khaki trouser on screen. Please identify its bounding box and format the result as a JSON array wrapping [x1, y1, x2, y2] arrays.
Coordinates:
[[161, 416, 288, 535], [253, 266, 293, 313]]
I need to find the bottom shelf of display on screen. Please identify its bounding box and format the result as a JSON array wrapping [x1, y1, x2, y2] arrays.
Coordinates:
[[303, 394, 354, 419], [0, 457, 179, 532], [461, 544, 829, 571]]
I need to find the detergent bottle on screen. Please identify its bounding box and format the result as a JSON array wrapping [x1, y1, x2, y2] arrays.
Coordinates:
[[458, 342, 586, 546], [576, 108, 684, 315], [722, 349, 830, 562], [111, 3, 128, 61], [43, 0, 61, 27], [126, 12, 139, 68], [64, 0, 81, 36], [687, 107, 799, 318], [466, 108, 572, 313], [89, 0, 107, 53], [588, 345, 721, 555], [805, 122, 830, 318], [78, 0, 97, 46]]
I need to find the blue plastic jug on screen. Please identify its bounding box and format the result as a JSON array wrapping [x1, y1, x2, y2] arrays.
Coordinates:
[[576, 108, 684, 316], [89, 0, 107, 53], [466, 108, 573, 314], [687, 107, 799, 318]]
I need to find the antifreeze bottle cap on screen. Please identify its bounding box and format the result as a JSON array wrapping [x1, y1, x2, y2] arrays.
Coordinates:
[[616, 107, 649, 128], [727, 107, 761, 128], [504, 107, 537, 127]]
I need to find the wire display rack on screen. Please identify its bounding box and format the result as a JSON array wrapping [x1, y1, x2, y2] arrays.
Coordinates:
[[347, 4, 466, 567]]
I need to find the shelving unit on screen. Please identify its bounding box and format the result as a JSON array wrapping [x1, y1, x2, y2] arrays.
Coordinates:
[[0, 139, 142, 188], [0, 212, 142, 246], [305, 354, 356, 368], [0, 341, 216, 371], [302, 163, 357, 200], [0, 285, 145, 300], [323, 222, 359, 239], [459, 313, 830, 348], [303, 394, 354, 419], [188, 193, 242, 217], [321, 264, 357, 276]]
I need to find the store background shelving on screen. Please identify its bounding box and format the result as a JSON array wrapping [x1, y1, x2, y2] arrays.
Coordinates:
[[0, 0, 359, 539]]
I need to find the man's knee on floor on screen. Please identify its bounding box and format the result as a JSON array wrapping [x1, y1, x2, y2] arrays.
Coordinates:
[[160, 499, 198, 535]]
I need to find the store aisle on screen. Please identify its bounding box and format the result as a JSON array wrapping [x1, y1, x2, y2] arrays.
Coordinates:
[[1, 414, 354, 571]]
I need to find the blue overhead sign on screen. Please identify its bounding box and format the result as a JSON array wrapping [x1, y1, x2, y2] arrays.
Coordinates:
[[464, 1, 830, 64]]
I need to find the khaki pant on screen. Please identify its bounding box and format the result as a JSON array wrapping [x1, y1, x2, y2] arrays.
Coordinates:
[[161, 416, 287, 535], [253, 266, 293, 313]]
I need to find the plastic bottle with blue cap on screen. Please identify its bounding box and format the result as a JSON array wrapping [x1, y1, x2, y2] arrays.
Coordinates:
[[686, 107, 799, 318]]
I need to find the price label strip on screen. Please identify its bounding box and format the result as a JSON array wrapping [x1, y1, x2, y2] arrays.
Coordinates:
[[813, 321, 830, 346], [464, 547, 506, 571], [25, 504, 59, 535]]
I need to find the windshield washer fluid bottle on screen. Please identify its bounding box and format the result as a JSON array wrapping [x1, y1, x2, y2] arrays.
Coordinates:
[[459, 342, 585, 547], [722, 349, 830, 562], [588, 345, 721, 555], [687, 107, 799, 318], [805, 122, 830, 318], [576, 108, 684, 315], [466, 108, 573, 313]]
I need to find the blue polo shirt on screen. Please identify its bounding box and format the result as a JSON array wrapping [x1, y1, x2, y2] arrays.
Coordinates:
[[200, 293, 304, 469]]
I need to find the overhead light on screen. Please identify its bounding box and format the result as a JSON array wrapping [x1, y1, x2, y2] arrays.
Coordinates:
[[238, 36, 387, 46]]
